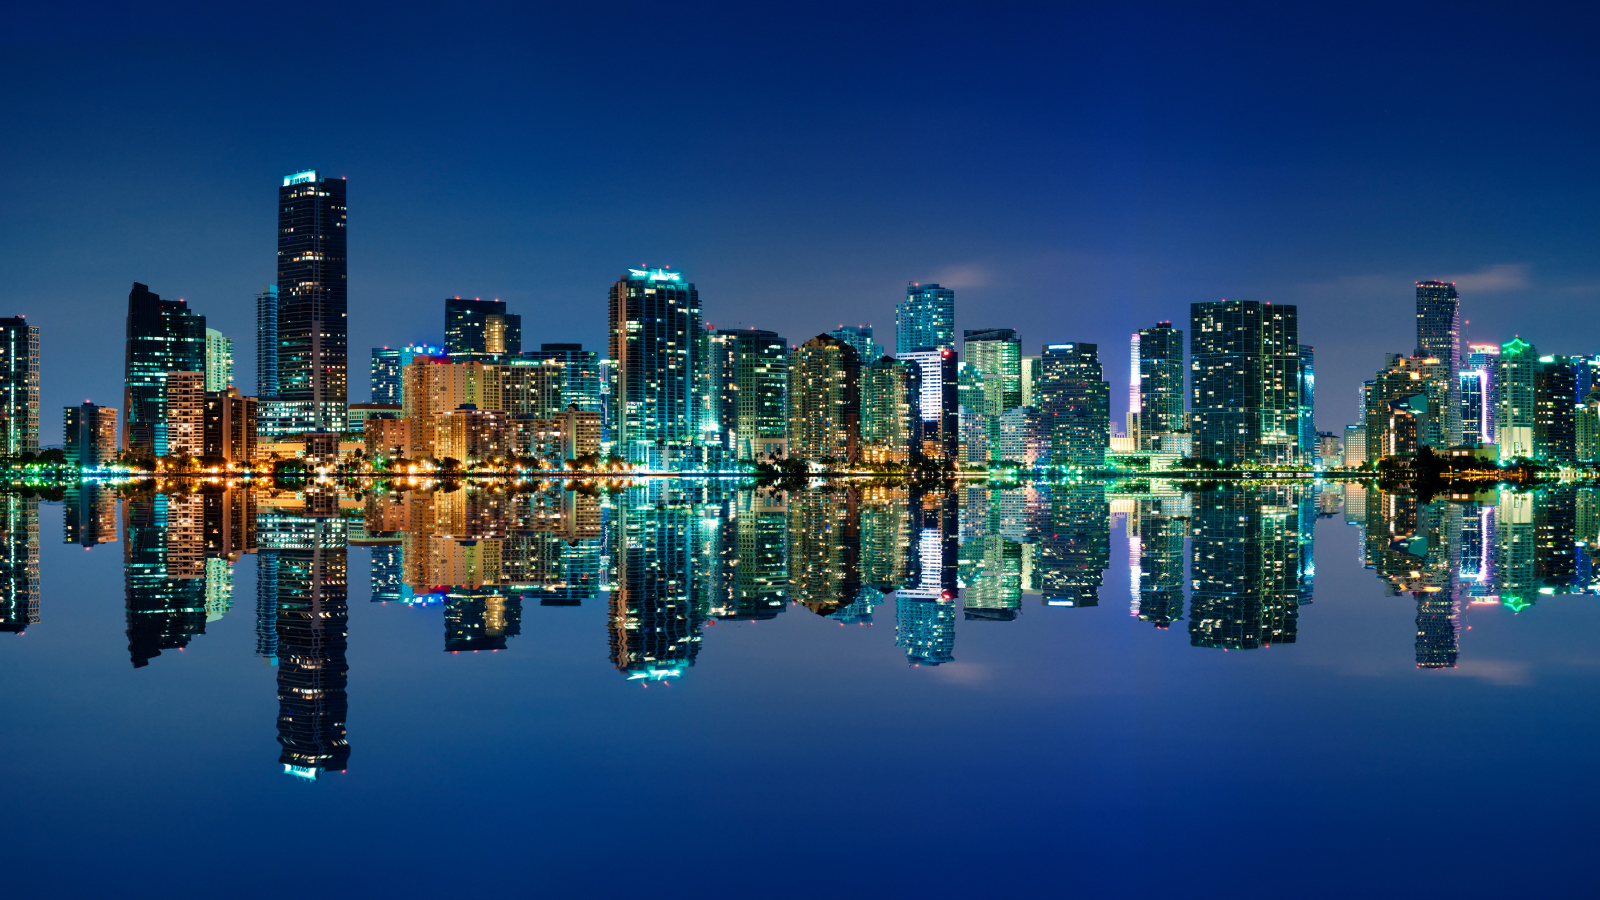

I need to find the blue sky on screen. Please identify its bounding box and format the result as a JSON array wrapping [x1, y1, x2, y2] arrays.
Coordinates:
[[4, 1, 1597, 434]]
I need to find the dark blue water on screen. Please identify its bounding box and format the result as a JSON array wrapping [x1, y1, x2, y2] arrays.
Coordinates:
[[0, 481, 1593, 898]]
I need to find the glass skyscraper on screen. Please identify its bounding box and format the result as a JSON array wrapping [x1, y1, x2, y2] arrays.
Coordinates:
[[1035, 343, 1110, 468], [1189, 300, 1301, 464], [0, 316, 39, 456], [255, 285, 278, 397], [1135, 321, 1184, 450], [706, 329, 789, 461], [827, 325, 880, 364], [123, 282, 205, 454], [1496, 338, 1538, 461], [370, 344, 444, 406], [1298, 345, 1316, 461], [205, 328, 233, 392], [1415, 280, 1461, 445], [896, 283, 955, 355], [275, 170, 348, 434], [895, 347, 958, 460], [608, 268, 702, 468], [445, 297, 521, 360]]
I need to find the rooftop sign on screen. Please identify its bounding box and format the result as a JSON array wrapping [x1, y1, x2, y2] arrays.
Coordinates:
[[283, 170, 318, 186], [628, 268, 681, 282]]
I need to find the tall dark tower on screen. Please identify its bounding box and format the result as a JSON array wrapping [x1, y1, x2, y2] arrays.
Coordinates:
[[608, 268, 702, 469], [1416, 280, 1461, 445], [123, 283, 206, 454], [1134, 322, 1184, 450], [445, 298, 521, 360], [276, 170, 348, 434]]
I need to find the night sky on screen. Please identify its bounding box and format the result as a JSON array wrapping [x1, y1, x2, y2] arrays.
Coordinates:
[[5, 2, 1597, 435]]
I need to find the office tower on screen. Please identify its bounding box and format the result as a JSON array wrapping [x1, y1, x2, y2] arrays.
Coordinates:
[[402, 358, 498, 418], [1315, 431, 1342, 467], [995, 406, 1050, 465], [123, 283, 207, 453], [1020, 355, 1040, 407], [788, 334, 862, 463], [1461, 344, 1499, 446], [255, 285, 278, 397], [1536, 355, 1588, 465], [517, 344, 604, 414], [1364, 355, 1450, 459], [0, 495, 40, 633], [64, 482, 117, 548], [1188, 488, 1301, 649], [1495, 338, 1539, 461], [1033, 483, 1109, 606], [1416, 280, 1461, 444], [164, 371, 206, 457], [862, 356, 921, 463], [962, 329, 1022, 416], [1344, 424, 1366, 466], [1298, 345, 1316, 460], [0, 317, 39, 456], [123, 496, 208, 667], [204, 328, 233, 392], [445, 297, 521, 360], [706, 329, 789, 461], [827, 325, 879, 364], [1189, 300, 1301, 464], [1132, 322, 1184, 451], [608, 268, 701, 468], [275, 518, 350, 779], [1578, 389, 1600, 464], [788, 486, 863, 617], [276, 170, 348, 434], [370, 344, 443, 406], [610, 486, 701, 680], [896, 283, 955, 354], [203, 388, 258, 463], [1035, 343, 1111, 468], [895, 347, 958, 460], [63, 402, 117, 468], [1132, 496, 1187, 627]]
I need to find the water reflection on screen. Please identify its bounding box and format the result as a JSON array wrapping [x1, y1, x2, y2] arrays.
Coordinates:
[[8, 478, 1600, 778]]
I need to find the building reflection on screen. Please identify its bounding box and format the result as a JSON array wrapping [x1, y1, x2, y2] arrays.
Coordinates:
[[609, 482, 701, 681], [1188, 488, 1301, 650], [0, 493, 40, 634]]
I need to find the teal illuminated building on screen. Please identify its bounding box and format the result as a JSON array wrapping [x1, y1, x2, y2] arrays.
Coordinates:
[[1298, 345, 1316, 461], [827, 325, 879, 364], [518, 344, 603, 415], [0, 495, 39, 634], [123, 283, 206, 453], [1495, 338, 1538, 460], [1415, 280, 1461, 445], [896, 283, 955, 354], [608, 268, 702, 468], [706, 329, 789, 460], [370, 344, 444, 406], [962, 329, 1022, 416], [275, 170, 348, 434], [1035, 343, 1109, 468], [1189, 300, 1302, 464], [1133, 322, 1184, 450], [862, 356, 921, 463]]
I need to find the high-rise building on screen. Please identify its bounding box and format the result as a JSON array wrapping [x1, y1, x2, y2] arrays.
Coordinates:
[[64, 402, 117, 468], [205, 328, 234, 392], [276, 170, 348, 435], [1536, 355, 1588, 465], [826, 325, 879, 364], [896, 347, 958, 460], [164, 371, 206, 457], [608, 268, 701, 468], [1496, 338, 1539, 461], [1416, 280, 1461, 444], [1461, 344, 1499, 447], [1036, 343, 1110, 468], [1134, 322, 1184, 450], [896, 283, 955, 354], [706, 329, 789, 461], [370, 344, 444, 406], [1364, 355, 1451, 460], [123, 283, 206, 454], [203, 388, 258, 463], [0, 317, 39, 456], [788, 335, 862, 463], [861, 356, 921, 463], [445, 297, 521, 360], [961, 329, 1022, 416], [1020, 355, 1040, 407], [1344, 424, 1366, 467], [1189, 300, 1301, 464], [1298, 345, 1316, 460], [517, 344, 603, 414], [255, 285, 278, 397]]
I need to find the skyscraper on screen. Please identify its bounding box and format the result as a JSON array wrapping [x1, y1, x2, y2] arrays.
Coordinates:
[[896, 347, 958, 460], [255, 285, 278, 397], [706, 329, 789, 460], [1035, 343, 1110, 468], [609, 268, 702, 468], [1461, 344, 1499, 447], [1416, 280, 1461, 445], [205, 328, 234, 392], [1496, 338, 1538, 461], [445, 297, 521, 360], [862, 356, 921, 463], [1189, 300, 1301, 464], [64, 402, 117, 468], [896, 283, 955, 355], [1536, 355, 1588, 464], [0, 317, 39, 456], [276, 170, 348, 434], [1365, 355, 1451, 459], [1298, 345, 1316, 461], [123, 283, 206, 454], [370, 344, 444, 407], [826, 325, 879, 364], [1134, 322, 1184, 450], [788, 334, 862, 463], [962, 329, 1022, 416]]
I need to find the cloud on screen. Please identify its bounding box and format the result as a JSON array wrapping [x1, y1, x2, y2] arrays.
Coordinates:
[[1441, 263, 1530, 293], [1437, 658, 1533, 687], [928, 264, 991, 289]]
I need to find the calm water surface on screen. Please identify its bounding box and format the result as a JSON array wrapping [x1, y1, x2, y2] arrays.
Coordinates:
[[1, 480, 1595, 898]]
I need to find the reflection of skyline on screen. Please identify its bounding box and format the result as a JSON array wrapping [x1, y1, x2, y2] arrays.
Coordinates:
[[0, 493, 40, 634], [1189, 489, 1302, 650]]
